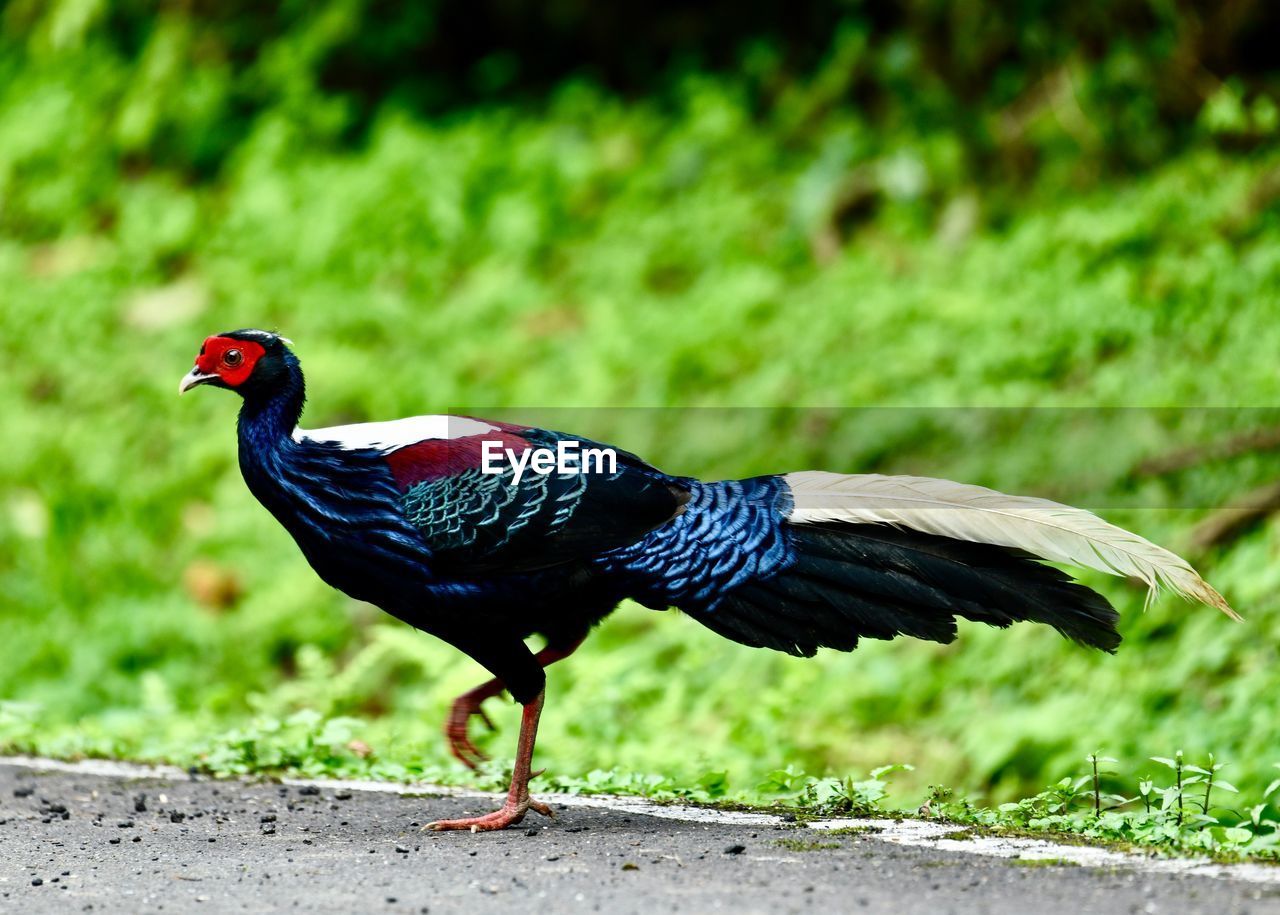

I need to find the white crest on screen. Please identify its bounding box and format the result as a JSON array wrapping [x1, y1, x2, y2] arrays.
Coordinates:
[[294, 415, 498, 453]]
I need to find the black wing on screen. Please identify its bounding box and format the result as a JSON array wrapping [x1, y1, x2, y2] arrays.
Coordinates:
[[387, 426, 687, 574]]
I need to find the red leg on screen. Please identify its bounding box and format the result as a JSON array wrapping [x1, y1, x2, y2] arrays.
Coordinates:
[[426, 688, 553, 832], [443, 679, 504, 770], [444, 635, 584, 770]]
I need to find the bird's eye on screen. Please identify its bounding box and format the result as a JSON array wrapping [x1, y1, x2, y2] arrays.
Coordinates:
[[223, 349, 243, 367]]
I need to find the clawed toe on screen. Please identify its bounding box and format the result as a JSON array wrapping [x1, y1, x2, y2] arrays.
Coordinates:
[[446, 732, 489, 771], [423, 799, 539, 832], [527, 797, 555, 819], [423, 791, 555, 832], [444, 693, 502, 770]]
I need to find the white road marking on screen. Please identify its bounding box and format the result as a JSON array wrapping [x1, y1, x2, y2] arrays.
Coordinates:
[[2, 756, 1276, 884], [807, 818, 1280, 884]]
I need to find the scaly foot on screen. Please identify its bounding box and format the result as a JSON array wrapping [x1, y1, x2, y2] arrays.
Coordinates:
[[431, 686, 551, 833], [424, 795, 554, 832], [444, 693, 498, 770]]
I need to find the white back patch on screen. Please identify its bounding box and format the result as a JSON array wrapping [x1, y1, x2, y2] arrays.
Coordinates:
[[293, 415, 499, 453]]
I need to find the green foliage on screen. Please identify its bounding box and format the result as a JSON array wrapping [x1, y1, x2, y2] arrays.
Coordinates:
[[3, 6, 1280, 827], [931, 754, 1280, 861], [758, 764, 916, 816], [3, 0, 1279, 200]]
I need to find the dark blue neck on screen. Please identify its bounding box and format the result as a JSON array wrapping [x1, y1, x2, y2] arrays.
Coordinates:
[[227, 354, 440, 611], [237, 354, 306, 461]]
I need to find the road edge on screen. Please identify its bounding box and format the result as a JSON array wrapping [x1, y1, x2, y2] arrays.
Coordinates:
[[3, 755, 1277, 885]]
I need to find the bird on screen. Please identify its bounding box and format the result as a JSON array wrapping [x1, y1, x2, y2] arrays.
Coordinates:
[[180, 329, 1238, 832]]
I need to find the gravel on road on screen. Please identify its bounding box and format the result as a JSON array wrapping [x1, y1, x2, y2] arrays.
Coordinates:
[[2, 761, 1278, 914]]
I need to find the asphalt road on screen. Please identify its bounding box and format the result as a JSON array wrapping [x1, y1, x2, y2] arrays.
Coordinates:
[[2, 762, 1278, 914]]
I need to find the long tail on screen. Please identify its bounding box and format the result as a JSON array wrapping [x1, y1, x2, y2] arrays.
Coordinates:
[[785, 472, 1236, 617], [687, 472, 1234, 658]]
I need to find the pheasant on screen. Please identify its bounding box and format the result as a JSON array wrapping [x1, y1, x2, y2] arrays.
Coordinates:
[[180, 329, 1236, 831]]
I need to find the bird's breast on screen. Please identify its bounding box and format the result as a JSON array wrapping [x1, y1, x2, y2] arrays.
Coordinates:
[[239, 440, 438, 606]]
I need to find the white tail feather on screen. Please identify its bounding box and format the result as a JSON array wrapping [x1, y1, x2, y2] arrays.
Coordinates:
[[785, 471, 1238, 619]]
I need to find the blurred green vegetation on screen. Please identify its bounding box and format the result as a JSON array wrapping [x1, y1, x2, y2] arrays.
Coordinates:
[[2, 2, 1280, 807]]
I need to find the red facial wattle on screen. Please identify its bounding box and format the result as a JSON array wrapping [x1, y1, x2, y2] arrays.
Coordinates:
[[196, 336, 265, 387]]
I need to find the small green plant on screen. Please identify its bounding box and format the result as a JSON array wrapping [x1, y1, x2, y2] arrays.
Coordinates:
[[758, 763, 915, 816], [1087, 752, 1120, 816], [931, 751, 1280, 862], [1011, 858, 1078, 868], [774, 838, 842, 852]]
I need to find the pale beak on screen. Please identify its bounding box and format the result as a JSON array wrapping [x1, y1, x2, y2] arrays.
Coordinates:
[[179, 367, 218, 395]]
